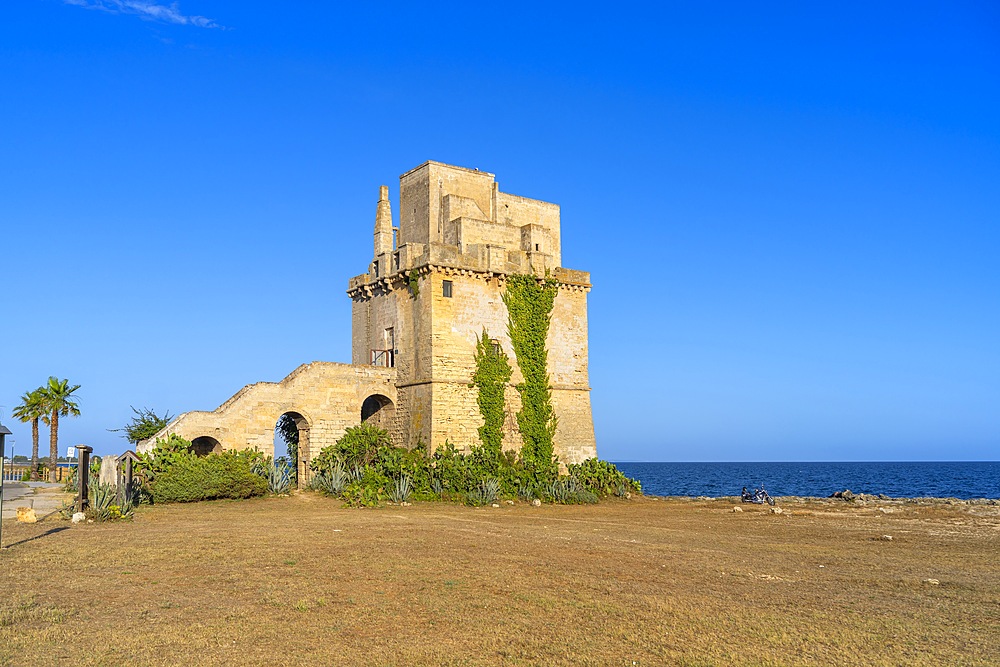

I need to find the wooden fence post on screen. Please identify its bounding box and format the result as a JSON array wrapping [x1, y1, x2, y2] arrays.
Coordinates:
[[76, 446, 93, 512]]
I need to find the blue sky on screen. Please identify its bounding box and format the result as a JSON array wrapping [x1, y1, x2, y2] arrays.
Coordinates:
[[1, 1, 997, 461]]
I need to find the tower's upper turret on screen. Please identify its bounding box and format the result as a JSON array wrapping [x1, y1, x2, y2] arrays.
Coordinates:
[[398, 161, 562, 268], [374, 184, 393, 257], [350, 161, 590, 295]]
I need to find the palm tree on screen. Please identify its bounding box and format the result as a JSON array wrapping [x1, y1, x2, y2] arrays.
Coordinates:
[[40, 377, 81, 483], [12, 388, 47, 480]]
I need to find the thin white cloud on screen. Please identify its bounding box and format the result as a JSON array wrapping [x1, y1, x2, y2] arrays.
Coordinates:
[[64, 0, 222, 29]]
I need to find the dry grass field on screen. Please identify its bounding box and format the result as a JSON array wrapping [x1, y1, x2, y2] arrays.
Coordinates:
[[1, 494, 997, 666]]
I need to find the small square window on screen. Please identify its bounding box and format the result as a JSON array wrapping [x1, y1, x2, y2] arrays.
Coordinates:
[[442, 280, 453, 298]]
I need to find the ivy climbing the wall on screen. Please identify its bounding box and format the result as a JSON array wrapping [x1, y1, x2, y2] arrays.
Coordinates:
[[407, 268, 420, 297], [503, 273, 560, 483], [471, 328, 513, 472]]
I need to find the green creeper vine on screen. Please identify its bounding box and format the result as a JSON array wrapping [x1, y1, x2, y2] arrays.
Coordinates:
[[503, 274, 560, 482], [407, 268, 420, 297], [470, 328, 512, 471]]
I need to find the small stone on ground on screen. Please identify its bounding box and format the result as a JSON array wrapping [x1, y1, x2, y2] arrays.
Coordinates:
[[16, 507, 37, 523]]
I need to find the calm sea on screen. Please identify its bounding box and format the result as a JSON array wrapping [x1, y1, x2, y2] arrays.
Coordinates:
[[612, 461, 1000, 499]]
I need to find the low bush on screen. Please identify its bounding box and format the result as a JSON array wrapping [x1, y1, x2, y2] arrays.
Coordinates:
[[308, 425, 640, 508], [150, 452, 267, 503], [567, 458, 641, 497], [340, 467, 390, 507], [142, 434, 198, 476], [312, 422, 392, 470]]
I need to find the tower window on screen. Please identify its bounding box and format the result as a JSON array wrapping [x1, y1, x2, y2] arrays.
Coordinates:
[[535, 243, 539, 251], [442, 280, 453, 298]]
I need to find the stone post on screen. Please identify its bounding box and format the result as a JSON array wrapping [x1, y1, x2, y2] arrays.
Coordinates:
[[99, 455, 119, 488]]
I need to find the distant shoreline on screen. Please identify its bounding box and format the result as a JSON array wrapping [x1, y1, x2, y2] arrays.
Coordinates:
[[647, 494, 1000, 504], [611, 460, 1000, 464]]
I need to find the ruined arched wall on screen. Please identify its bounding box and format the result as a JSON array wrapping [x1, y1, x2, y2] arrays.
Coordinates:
[[138, 362, 398, 476]]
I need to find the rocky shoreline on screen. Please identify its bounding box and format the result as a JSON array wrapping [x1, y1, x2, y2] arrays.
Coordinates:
[[659, 492, 1000, 506]]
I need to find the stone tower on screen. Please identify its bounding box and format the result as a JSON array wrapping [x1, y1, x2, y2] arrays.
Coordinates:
[[139, 160, 598, 480], [348, 161, 597, 464]]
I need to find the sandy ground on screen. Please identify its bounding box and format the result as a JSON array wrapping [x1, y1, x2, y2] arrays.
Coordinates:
[[1, 494, 997, 666]]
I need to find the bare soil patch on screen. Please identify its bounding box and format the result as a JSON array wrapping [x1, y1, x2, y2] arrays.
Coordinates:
[[1, 496, 997, 666]]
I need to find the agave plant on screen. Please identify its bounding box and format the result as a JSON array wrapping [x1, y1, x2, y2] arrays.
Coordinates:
[[430, 477, 444, 496], [466, 489, 485, 506], [483, 477, 501, 503], [388, 475, 413, 504], [87, 480, 137, 521], [567, 488, 600, 505], [546, 479, 570, 503], [517, 483, 536, 501], [310, 461, 350, 496], [268, 460, 292, 495], [466, 477, 500, 506]]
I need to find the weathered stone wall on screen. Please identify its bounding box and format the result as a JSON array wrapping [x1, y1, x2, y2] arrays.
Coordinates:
[[419, 269, 595, 462], [496, 191, 560, 266], [138, 362, 398, 482]]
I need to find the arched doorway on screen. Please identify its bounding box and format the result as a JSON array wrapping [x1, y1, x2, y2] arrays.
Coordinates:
[[361, 394, 395, 431], [191, 436, 222, 457], [274, 411, 310, 489]]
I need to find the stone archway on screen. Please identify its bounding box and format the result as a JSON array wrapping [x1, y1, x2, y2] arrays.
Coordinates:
[[361, 394, 395, 431], [191, 436, 222, 456], [137, 361, 398, 470], [274, 410, 311, 488]]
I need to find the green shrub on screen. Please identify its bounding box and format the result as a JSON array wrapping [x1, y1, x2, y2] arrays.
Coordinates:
[[307, 421, 636, 508], [311, 422, 391, 471], [151, 454, 267, 503], [567, 458, 641, 497], [142, 434, 197, 473]]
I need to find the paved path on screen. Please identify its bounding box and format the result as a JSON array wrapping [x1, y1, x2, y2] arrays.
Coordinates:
[[1, 482, 71, 520]]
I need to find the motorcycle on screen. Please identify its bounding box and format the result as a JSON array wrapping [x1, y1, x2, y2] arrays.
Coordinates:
[[741, 484, 776, 506]]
